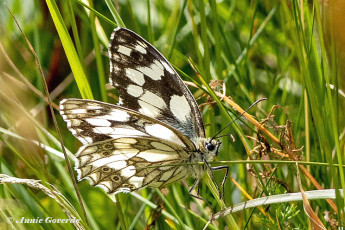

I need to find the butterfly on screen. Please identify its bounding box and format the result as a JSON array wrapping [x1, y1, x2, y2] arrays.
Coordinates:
[[60, 28, 228, 198]]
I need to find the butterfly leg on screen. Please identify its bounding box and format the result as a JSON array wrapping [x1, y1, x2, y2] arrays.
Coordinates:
[[202, 159, 224, 200], [210, 165, 229, 200], [188, 179, 207, 202]]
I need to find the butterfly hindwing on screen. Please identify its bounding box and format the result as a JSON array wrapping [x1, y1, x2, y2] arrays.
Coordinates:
[[75, 137, 190, 194], [108, 28, 205, 144]]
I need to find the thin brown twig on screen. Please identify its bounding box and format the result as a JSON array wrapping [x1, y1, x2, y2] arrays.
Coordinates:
[[215, 91, 281, 145], [212, 85, 339, 214], [187, 78, 339, 214]]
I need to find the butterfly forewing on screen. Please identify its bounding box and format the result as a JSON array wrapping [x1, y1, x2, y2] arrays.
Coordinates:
[[60, 99, 195, 149], [108, 28, 205, 144]]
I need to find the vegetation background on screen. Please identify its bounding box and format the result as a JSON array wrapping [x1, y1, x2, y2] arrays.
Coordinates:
[[0, 0, 344, 229]]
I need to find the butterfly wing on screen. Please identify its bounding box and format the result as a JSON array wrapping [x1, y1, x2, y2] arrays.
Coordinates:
[[108, 28, 205, 144], [60, 99, 195, 193], [75, 137, 190, 194], [60, 99, 195, 149]]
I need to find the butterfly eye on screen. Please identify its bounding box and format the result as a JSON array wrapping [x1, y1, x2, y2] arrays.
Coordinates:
[[206, 142, 215, 151]]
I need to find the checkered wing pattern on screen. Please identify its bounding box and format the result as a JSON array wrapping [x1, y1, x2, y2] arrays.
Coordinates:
[[60, 28, 221, 195]]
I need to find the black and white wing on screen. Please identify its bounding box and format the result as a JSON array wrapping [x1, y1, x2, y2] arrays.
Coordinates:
[[75, 137, 190, 193], [59, 28, 221, 195], [60, 99, 195, 193], [108, 28, 205, 144]]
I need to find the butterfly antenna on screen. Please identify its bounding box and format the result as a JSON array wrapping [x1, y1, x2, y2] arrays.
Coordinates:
[[212, 98, 267, 140]]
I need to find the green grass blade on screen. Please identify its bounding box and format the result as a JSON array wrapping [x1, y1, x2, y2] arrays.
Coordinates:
[[45, 0, 93, 99]]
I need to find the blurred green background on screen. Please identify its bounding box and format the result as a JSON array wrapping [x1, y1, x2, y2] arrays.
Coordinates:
[[0, 0, 344, 229]]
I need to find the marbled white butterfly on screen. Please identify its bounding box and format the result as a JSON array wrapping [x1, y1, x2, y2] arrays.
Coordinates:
[[60, 28, 228, 197]]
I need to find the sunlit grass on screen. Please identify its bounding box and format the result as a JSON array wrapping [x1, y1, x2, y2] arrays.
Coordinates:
[[0, 0, 344, 229]]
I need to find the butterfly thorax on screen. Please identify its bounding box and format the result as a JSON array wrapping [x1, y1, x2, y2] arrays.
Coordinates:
[[188, 138, 221, 179]]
